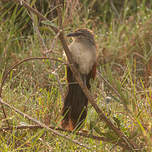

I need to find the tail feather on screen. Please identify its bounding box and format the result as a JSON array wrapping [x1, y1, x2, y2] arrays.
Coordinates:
[[61, 65, 92, 130]]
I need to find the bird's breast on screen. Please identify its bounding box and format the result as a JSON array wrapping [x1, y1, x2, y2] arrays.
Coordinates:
[[69, 42, 96, 75]]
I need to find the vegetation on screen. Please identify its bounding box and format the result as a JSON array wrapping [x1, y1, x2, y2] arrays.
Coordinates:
[[0, 0, 152, 151]]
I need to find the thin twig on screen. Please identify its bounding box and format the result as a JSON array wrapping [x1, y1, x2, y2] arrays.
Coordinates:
[[43, 30, 61, 55], [0, 57, 64, 96], [110, 0, 120, 19], [28, 6, 47, 52], [52, 66, 65, 100], [0, 62, 10, 128], [56, 0, 63, 28], [14, 0, 59, 33], [0, 98, 91, 150], [0, 124, 128, 149], [0, 57, 64, 129], [97, 71, 133, 114]]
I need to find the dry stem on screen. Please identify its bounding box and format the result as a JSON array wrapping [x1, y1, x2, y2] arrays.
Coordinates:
[[0, 98, 90, 150]]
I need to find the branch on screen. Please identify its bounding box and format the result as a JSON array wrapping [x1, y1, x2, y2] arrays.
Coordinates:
[[0, 98, 90, 150], [0, 57, 64, 96], [14, 0, 59, 33], [97, 71, 130, 112], [58, 33, 137, 151], [0, 57, 64, 128], [0, 125, 129, 149]]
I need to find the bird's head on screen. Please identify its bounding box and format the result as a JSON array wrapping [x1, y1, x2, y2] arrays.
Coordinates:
[[67, 28, 96, 46]]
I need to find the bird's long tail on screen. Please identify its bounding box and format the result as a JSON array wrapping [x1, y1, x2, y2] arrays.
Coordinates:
[[61, 66, 91, 130]]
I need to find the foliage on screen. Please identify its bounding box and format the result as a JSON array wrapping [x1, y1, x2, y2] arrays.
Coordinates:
[[0, 0, 152, 151]]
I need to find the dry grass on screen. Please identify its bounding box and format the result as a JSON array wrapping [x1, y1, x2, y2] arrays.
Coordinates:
[[0, 0, 152, 151]]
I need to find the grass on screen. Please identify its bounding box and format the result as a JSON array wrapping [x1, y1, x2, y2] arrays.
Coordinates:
[[0, 0, 152, 151]]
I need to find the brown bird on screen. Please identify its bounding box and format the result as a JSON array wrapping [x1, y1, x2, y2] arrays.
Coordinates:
[[61, 29, 97, 131]]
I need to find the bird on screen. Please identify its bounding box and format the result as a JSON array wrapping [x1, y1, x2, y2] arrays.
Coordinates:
[[61, 28, 97, 131]]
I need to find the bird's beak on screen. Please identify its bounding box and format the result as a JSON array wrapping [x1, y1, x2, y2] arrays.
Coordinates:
[[67, 32, 80, 37]]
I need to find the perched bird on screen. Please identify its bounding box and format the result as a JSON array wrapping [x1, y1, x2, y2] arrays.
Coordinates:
[[61, 29, 97, 131]]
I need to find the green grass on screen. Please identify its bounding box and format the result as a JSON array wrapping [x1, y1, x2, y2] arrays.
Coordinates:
[[0, 0, 152, 151]]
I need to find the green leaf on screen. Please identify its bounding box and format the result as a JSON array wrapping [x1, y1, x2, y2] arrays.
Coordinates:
[[94, 126, 104, 136], [41, 20, 57, 28]]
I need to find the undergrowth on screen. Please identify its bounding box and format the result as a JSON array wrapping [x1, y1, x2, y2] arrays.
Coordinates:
[[0, 0, 152, 151]]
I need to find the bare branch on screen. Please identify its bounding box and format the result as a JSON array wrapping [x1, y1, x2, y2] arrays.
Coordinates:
[[0, 124, 129, 149], [97, 71, 131, 112], [0, 98, 91, 150], [0, 57, 64, 97], [43, 30, 61, 55], [14, 0, 59, 33], [56, 0, 63, 28]]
